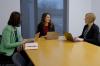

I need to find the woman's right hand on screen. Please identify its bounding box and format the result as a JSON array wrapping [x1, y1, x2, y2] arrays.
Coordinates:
[[21, 39, 34, 44], [73, 37, 84, 42], [21, 39, 29, 44], [17, 45, 23, 52]]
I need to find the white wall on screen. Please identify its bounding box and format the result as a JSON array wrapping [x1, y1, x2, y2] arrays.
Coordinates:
[[0, 0, 99, 36], [92, 0, 100, 30], [69, 0, 91, 37], [0, 0, 20, 34]]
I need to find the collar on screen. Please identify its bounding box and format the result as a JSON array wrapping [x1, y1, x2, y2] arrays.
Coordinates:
[[87, 23, 94, 30]]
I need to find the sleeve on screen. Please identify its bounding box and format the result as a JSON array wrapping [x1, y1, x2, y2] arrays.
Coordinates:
[[98, 33, 100, 44]]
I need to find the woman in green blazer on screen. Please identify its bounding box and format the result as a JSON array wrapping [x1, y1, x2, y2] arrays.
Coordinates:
[[0, 11, 33, 66]]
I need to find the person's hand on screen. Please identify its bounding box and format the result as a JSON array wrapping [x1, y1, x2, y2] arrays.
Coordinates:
[[17, 45, 23, 52], [21, 39, 29, 44], [79, 38, 84, 41], [21, 38, 34, 45], [73, 37, 84, 42]]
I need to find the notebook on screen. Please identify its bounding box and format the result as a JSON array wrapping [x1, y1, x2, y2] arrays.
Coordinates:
[[25, 42, 38, 50], [64, 32, 74, 41]]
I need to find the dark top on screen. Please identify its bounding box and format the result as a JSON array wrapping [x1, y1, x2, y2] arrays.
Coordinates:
[[43, 26, 49, 35], [14, 30, 18, 42], [79, 23, 100, 45], [14, 30, 18, 52], [36, 22, 55, 37]]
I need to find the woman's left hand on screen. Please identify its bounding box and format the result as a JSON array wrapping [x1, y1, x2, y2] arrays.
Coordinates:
[[17, 45, 23, 52]]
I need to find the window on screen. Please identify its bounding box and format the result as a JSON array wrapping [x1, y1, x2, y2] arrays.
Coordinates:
[[37, 0, 64, 35]]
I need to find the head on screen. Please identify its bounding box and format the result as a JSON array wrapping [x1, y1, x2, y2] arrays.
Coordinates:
[[41, 12, 51, 23], [8, 11, 20, 27], [85, 13, 96, 25]]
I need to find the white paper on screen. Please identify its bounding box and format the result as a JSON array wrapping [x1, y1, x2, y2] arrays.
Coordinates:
[[25, 42, 38, 50]]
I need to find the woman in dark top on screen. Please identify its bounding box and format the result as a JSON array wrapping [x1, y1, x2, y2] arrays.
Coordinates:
[[36, 12, 55, 37], [75, 13, 100, 45]]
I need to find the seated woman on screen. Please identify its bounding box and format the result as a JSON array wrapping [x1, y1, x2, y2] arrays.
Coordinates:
[[0, 11, 34, 66], [74, 13, 100, 45], [36, 12, 55, 37]]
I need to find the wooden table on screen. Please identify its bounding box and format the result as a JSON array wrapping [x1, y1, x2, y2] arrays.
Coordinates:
[[25, 37, 100, 66]]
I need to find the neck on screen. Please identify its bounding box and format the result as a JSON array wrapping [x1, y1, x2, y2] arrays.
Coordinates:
[[87, 22, 94, 30], [13, 26, 16, 30], [87, 22, 93, 26], [44, 22, 49, 26]]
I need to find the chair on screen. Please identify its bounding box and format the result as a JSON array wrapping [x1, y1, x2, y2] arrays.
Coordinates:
[[0, 54, 13, 66], [0, 35, 2, 43], [99, 32, 100, 44], [99, 32, 100, 39], [0, 35, 13, 66]]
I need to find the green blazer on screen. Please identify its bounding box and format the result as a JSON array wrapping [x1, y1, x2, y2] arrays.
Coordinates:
[[0, 25, 22, 56]]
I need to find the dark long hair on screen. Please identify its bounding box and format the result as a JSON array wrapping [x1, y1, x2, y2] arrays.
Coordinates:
[[8, 11, 20, 27], [40, 12, 53, 28]]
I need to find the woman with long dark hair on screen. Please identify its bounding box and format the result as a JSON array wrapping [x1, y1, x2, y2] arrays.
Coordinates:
[[0, 11, 34, 66], [36, 12, 55, 37]]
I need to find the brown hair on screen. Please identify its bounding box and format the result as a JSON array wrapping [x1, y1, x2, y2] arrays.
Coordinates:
[[8, 11, 20, 27]]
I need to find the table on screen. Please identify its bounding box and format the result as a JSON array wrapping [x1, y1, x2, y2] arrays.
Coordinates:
[[25, 37, 100, 66]]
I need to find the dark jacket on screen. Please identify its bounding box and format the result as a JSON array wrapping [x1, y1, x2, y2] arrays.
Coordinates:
[[79, 24, 100, 45], [36, 22, 55, 37]]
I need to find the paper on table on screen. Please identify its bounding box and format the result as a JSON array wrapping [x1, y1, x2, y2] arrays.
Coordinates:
[[25, 42, 38, 50]]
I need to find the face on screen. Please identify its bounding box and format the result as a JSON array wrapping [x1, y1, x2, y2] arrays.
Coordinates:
[[85, 14, 93, 24], [15, 15, 20, 22], [15, 15, 20, 27], [45, 14, 51, 23]]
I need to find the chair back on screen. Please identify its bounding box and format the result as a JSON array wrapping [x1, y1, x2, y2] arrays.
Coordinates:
[[99, 32, 100, 44], [0, 35, 2, 43]]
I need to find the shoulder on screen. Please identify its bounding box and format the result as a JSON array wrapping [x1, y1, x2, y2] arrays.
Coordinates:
[[51, 22, 54, 26], [38, 22, 43, 27], [83, 25, 88, 29], [3, 25, 13, 32], [92, 24, 99, 29], [84, 24, 88, 27]]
